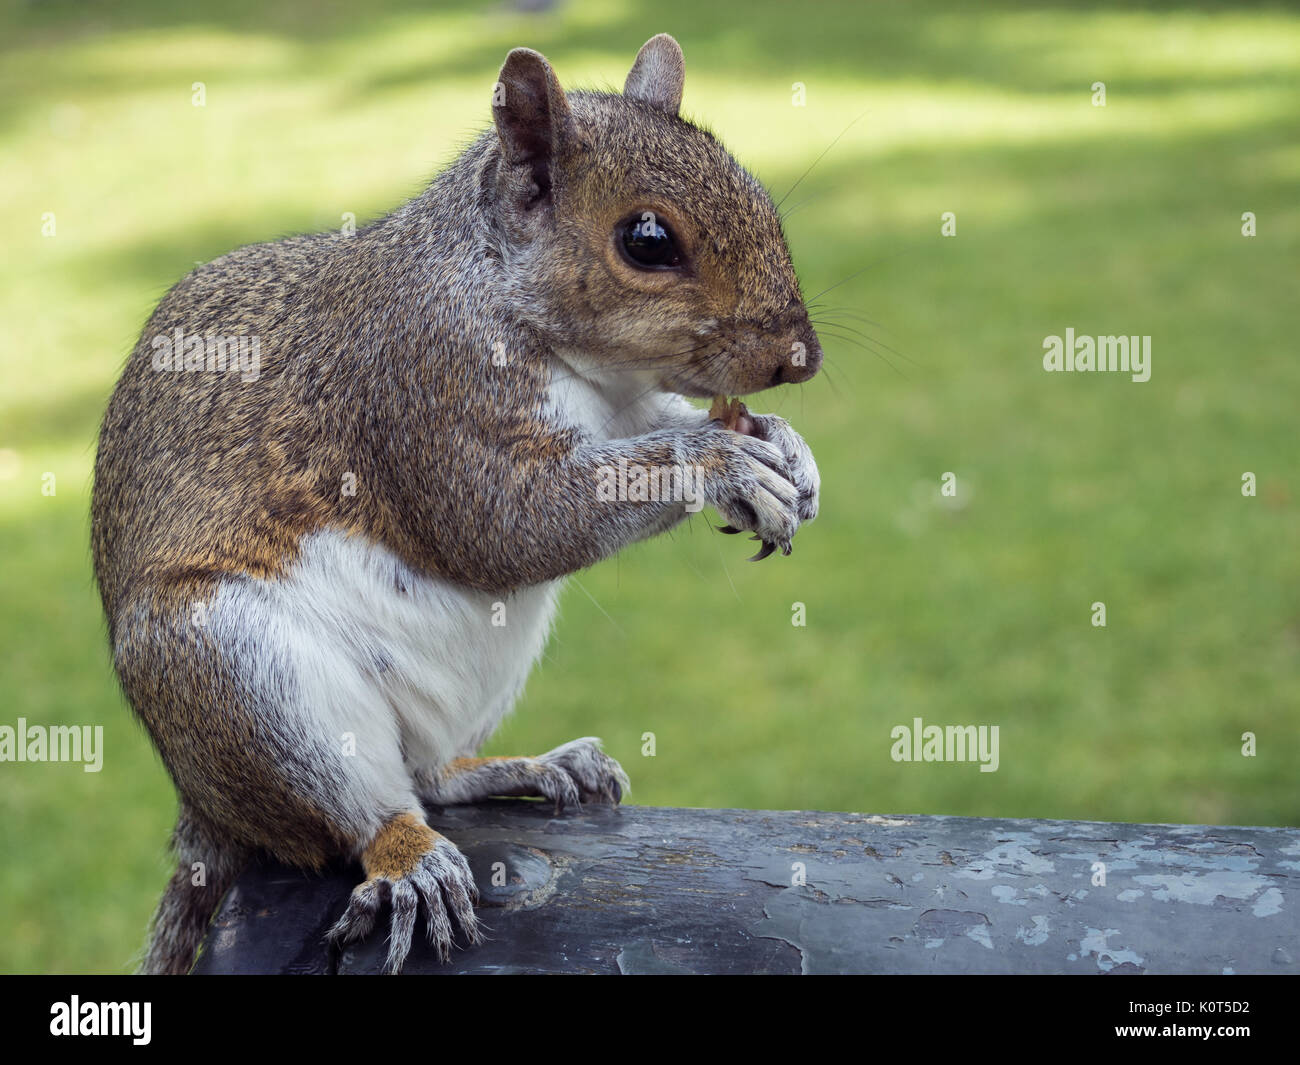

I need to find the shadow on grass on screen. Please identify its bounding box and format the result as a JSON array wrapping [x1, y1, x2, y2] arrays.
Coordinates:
[[6, 0, 1299, 131], [9, 102, 1291, 441]]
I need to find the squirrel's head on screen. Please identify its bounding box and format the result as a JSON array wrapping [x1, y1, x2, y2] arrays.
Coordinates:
[[489, 34, 822, 398]]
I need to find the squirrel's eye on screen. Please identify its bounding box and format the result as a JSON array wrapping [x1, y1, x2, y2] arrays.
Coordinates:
[[620, 214, 682, 270]]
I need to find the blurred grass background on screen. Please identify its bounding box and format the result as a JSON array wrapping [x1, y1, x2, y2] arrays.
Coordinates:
[[1, 0, 1297, 973]]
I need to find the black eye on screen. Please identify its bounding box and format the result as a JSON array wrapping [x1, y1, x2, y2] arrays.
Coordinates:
[[620, 213, 682, 269]]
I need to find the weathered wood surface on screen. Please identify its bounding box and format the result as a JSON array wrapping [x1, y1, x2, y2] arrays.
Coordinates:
[[194, 802, 1299, 974]]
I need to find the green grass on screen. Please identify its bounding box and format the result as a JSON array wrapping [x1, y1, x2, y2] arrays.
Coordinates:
[[1, 0, 1297, 973]]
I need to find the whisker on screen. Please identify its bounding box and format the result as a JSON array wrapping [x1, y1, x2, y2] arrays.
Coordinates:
[[779, 190, 824, 223], [594, 377, 675, 436], [807, 306, 886, 329], [775, 110, 867, 211], [569, 576, 626, 637], [814, 327, 910, 379], [804, 245, 920, 305], [817, 360, 847, 399], [809, 318, 920, 368], [543, 342, 714, 388]]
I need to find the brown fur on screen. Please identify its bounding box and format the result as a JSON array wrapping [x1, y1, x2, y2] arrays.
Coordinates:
[[361, 814, 440, 882], [94, 33, 821, 974], [92, 42, 819, 616]]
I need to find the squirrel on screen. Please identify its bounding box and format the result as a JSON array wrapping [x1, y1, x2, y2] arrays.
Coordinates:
[[92, 33, 822, 975]]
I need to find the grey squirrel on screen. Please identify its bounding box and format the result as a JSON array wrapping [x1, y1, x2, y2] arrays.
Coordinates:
[[92, 33, 822, 975]]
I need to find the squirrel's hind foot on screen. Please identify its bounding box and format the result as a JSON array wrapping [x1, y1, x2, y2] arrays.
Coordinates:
[[423, 737, 630, 811], [537, 737, 630, 807], [329, 812, 481, 974]]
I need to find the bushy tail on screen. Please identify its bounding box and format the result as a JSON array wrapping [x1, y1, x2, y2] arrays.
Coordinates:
[[141, 808, 247, 975]]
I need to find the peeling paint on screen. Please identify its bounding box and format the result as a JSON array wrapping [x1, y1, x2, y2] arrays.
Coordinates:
[[991, 885, 1028, 906], [1135, 870, 1272, 908], [616, 940, 696, 975], [1252, 888, 1283, 917], [1016, 915, 1051, 946], [195, 803, 1300, 975], [956, 836, 1056, 880], [1080, 928, 1145, 972]]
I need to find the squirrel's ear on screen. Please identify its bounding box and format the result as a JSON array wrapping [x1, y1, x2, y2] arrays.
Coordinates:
[[493, 48, 572, 205], [624, 33, 684, 115]]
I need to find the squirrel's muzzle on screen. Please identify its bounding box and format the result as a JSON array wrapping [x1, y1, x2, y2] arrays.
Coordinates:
[[671, 310, 823, 397], [767, 315, 823, 387], [771, 332, 823, 386]]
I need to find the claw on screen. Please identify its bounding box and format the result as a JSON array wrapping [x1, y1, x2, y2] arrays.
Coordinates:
[[748, 540, 777, 562], [716, 524, 741, 534]]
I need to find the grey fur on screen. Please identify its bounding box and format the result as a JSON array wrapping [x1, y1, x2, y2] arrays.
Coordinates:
[[93, 35, 822, 976]]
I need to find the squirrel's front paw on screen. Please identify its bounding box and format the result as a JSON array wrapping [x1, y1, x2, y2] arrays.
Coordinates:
[[691, 428, 800, 559], [329, 813, 481, 974], [538, 737, 630, 806], [747, 413, 819, 523]]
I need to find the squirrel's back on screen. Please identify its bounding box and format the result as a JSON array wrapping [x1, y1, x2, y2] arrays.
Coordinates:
[[91, 134, 536, 629]]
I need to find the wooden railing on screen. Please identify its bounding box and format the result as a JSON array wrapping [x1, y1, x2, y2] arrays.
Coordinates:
[[194, 802, 1298, 974]]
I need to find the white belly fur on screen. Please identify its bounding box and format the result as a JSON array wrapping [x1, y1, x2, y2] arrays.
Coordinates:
[[202, 370, 679, 829], [216, 528, 561, 792]]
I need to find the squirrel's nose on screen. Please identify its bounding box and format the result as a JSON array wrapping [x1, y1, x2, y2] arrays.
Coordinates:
[[771, 335, 823, 386]]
